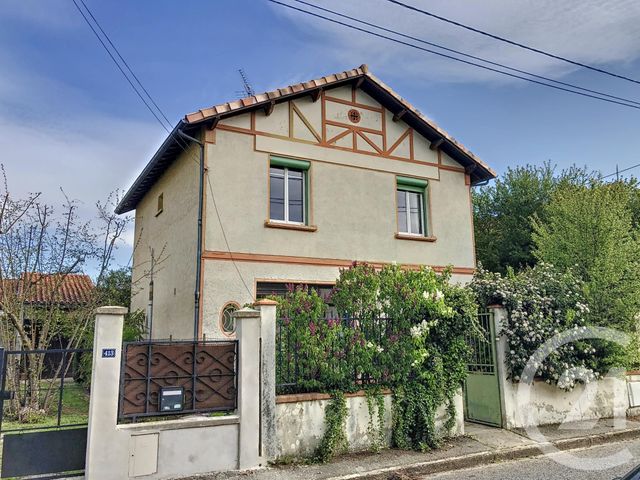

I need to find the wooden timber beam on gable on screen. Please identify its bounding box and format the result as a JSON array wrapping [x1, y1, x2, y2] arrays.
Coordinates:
[[310, 87, 322, 103], [429, 138, 444, 151], [264, 100, 276, 117], [207, 117, 220, 130], [393, 109, 406, 122]]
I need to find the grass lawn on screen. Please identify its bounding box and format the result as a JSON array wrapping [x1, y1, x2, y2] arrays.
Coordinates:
[[1, 381, 90, 433]]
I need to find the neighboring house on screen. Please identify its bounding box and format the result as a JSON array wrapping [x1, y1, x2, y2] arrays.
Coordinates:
[[1, 273, 94, 368], [115, 65, 496, 340]]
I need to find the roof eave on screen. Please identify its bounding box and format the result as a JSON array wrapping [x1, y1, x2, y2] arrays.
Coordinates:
[[116, 121, 189, 214]]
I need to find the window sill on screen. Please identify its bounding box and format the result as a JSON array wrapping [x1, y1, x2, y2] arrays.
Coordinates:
[[395, 233, 437, 242], [155, 209, 163, 217], [265, 220, 317, 232]]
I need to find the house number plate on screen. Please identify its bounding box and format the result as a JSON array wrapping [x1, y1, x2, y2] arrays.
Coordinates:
[[102, 348, 117, 358]]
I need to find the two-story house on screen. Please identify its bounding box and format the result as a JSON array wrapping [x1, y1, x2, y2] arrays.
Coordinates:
[[115, 65, 496, 340]]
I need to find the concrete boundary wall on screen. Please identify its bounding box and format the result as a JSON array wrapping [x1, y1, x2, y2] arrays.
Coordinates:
[[490, 306, 629, 430], [274, 391, 464, 459], [84, 306, 265, 479]]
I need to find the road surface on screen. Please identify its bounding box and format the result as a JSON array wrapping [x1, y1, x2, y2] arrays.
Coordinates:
[[425, 438, 640, 479]]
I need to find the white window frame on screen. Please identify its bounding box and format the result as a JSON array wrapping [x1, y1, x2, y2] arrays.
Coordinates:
[[398, 189, 425, 236], [270, 166, 306, 225]]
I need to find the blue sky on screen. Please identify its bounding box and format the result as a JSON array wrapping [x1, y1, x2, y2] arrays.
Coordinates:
[[2, 0, 640, 269]]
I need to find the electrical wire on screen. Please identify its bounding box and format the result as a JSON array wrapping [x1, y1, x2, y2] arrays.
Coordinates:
[[603, 163, 640, 179], [71, 0, 255, 300], [290, 0, 640, 107], [78, 0, 173, 129], [268, 0, 640, 111], [385, 0, 640, 86]]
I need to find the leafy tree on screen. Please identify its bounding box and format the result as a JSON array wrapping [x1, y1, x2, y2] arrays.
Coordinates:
[[473, 162, 594, 272], [95, 268, 145, 342], [532, 181, 640, 338]]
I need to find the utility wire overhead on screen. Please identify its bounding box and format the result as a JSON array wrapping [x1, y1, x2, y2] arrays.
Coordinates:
[[71, 0, 255, 300], [77, 0, 173, 129], [268, 0, 640, 111], [385, 0, 640, 86], [603, 162, 640, 179], [290, 0, 640, 107], [70, 0, 172, 134]]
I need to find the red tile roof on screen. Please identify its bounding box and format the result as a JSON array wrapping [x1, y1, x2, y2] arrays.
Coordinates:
[[115, 64, 496, 214], [2, 273, 95, 305], [183, 64, 495, 178]]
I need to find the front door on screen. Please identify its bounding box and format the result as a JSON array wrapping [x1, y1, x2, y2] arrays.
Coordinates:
[[464, 309, 502, 427]]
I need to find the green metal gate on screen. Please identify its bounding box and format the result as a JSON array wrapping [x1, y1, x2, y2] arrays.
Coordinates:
[[464, 309, 502, 427]]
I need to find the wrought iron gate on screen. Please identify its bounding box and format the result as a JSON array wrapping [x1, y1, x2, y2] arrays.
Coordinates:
[[464, 309, 503, 427], [0, 347, 91, 479]]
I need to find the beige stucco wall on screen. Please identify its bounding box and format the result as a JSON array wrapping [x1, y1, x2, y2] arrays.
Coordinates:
[[131, 84, 478, 338], [200, 86, 475, 337], [201, 257, 471, 338], [275, 391, 464, 459], [130, 143, 200, 340]]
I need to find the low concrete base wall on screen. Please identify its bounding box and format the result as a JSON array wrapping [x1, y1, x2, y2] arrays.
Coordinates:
[[274, 391, 464, 459], [91, 415, 240, 479], [501, 377, 628, 429]]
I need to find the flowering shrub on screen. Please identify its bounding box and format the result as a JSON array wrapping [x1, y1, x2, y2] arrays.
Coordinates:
[[471, 263, 606, 389], [274, 262, 477, 452]]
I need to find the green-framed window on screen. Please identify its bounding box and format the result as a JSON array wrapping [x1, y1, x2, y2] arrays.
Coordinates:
[[396, 176, 428, 236], [269, 156, 310, 224]]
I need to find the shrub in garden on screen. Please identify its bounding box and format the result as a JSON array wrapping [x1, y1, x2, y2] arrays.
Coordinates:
[[471, 263, 608, 389], [274, 263, 477, 456]]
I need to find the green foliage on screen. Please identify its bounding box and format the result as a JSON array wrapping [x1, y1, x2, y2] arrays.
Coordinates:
[[276, 263, 476, 455], [472, 264, 608, 389], [473, 162, 595, 273], [275, 285, 369, 392], [314, 392, 348, 463], [74, 268, 146, 387], [392, 383, 439, 451], [365, 388, 385, 453], [532, 181, 640, 337]]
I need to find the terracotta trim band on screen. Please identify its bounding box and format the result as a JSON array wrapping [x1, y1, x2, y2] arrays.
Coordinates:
[[276, 389, 392, 404], [202, 250, 475, 275]]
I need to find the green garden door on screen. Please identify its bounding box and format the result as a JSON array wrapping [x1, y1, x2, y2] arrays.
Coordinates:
[[464, 309, 503, 427]]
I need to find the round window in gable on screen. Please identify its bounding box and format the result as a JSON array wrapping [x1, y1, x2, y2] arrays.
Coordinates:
[[220, 302, 240, 335], [347, 109, 361, 124]]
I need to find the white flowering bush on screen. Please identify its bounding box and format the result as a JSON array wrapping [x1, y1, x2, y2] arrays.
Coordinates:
[[471, 263, 604, 390]]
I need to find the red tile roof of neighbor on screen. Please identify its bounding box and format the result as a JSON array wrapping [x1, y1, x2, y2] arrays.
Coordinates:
[[1, 273, 94, 305], [115, 64, 496, 214]]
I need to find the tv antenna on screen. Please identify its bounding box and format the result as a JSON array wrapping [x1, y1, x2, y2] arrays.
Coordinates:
[[237, 68, 255, 97]]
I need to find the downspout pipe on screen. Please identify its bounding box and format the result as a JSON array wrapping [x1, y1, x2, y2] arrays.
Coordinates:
[[178, 129, 204, 341]]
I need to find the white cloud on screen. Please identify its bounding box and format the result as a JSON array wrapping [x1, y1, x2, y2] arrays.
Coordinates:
[[0, 53, 166, 267], [0, 0, 77, 30], [269, 0, 640, 84]]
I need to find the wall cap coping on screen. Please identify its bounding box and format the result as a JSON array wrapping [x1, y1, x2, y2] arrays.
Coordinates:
[[255, 299, 278, 306], [276, 389, 392, 404], [95, 306, 129, 315], [117, 414, 239, 433], [234, 307, 260, 319]]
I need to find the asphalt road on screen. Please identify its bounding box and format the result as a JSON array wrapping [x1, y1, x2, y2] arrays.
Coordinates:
[[425, 439, 640, 479]]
